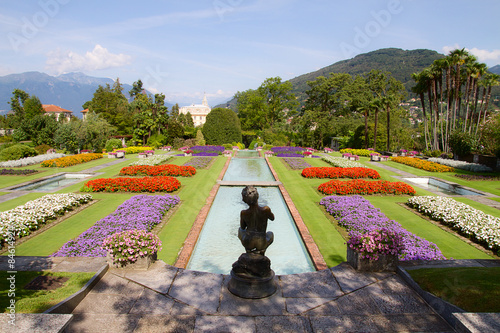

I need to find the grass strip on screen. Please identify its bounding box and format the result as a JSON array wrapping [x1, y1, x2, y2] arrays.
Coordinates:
[[408, 267, 500, 312], [0, 271, 94, 313]]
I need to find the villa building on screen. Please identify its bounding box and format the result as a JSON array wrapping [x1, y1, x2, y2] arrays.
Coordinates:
[[42, 104, 72, 122], [81, 108, 89, 120], [179, 94, 211, 127]]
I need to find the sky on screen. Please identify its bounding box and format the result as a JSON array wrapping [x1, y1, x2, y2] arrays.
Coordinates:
[[1, 0, 500, 106]]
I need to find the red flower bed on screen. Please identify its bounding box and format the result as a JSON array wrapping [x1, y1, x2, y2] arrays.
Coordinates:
[[318, 179, 416, 196], [301, 167, 380, 179], [119, 164, 196, 177], [85, 176, 180, 192]]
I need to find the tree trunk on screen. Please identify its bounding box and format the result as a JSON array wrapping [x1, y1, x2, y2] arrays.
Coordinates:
[[386, 106, 391, 151], [373, 110, 379, 150]]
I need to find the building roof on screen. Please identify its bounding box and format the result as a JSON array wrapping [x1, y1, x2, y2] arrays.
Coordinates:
[[42, 104, 73, 113], [81, 108, 89, 113]]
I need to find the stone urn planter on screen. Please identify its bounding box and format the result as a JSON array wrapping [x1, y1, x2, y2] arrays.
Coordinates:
[[346, 247, 398, 272], [107, 153, 117, 159], [106, 252, 157, 270], [138, 153, 147, 158]]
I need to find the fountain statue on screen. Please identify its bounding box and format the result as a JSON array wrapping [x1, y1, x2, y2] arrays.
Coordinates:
[[228, 186, 278, 298]]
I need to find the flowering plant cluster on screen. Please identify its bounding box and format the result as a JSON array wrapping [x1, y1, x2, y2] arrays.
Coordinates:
[[84, 176, 180, 192], [407, 196, 500, 252], [339, 148, 374, 157], [400, 149, 408, 153], [347, 228, 405, 260], [391, 156, 455, 172], [183, 157, 213, 169], [319, 195, 445, 260], [323, 147, 334, 153], [102, 229, 162, 265], [0, 168, 38, 175], [369, 153, 381, 156], [271, 146, 305, 154], [41, 153, 103, 168], [318, 179, 416, 196], [428, 157, 493, 173], [277, 153, 304, 158], [120, 147, 154, 154], [119, 164, 196, 177], [302, 167, 380, 179], [129, 155, 173, 166], [0, 194, 92, 243], [282, 157, 312, 170], [52, 194, 179, 257], [321, 156, 367, 168], [80, 149, 92, 153], [184, 150, 193, 154], [0, 153, 66, 168], [454, 174, 500, 181], [193, 152, 218, 156], [303, 151, 313, 156], [190, 145, 225, 155]]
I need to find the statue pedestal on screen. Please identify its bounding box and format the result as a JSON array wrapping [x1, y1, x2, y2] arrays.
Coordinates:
[[228, 269, 277, 299]]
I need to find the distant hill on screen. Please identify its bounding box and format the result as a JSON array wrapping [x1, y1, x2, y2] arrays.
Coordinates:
[[490, 65, 500, 75], [0, 72, 169, 118], [217, 48, 444, 110]]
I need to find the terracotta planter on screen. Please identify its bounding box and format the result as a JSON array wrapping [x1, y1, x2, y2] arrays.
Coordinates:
[[106, 252, 156, 270], [346, 247, 398, 272]]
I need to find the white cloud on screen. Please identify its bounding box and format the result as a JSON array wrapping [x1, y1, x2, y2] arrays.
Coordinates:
[[45, 44, 132, 74], [442, 45, 500, 65]]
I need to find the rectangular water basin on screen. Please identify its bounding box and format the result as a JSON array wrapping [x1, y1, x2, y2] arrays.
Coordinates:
[[12, 173, 94, 192], [403, 177, 484, 196]]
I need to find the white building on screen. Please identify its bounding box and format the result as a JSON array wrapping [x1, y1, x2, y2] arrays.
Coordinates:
[[179, 94, 211, 127]]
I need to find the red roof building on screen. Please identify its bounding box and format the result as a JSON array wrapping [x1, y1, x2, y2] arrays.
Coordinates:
[[81, 108, 89, 121], [42, 104, 73, 122]]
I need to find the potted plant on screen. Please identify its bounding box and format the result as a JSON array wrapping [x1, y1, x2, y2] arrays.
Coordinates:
[[108, 152, 117, 159], [346, 228, 404, 272], [184, 149, 193, 156], [115, 150, 126, 158], [303, 151, 313, 158], [102, 229, 162, 270]]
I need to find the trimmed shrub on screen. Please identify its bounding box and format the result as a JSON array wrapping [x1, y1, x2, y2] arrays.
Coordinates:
[[105, 138, 123, 152], [0, 144, 37, 162]]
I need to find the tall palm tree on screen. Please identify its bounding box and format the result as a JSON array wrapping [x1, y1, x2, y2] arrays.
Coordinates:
[[411, 71, 430, 150], [369, 98, 383, 150], [476, 73, 500, 137]]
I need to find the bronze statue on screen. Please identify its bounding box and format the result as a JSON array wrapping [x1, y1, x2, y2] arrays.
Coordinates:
[[238, 185, 275, 255]]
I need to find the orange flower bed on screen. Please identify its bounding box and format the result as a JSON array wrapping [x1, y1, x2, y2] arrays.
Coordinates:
[[318, 179, 416, 196], [301, 167, 380, 179], [84, 176, 180, 192], [119, 164, 196, 177], [41, 153, 103, 167], [390, 156, 454, 172]]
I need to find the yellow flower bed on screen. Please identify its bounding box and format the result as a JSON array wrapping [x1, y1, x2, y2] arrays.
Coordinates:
[[339, 148, 377, 157], [391, 156, 455, 172], [119, 147, 154, 154], [41, 153, 103, 168]]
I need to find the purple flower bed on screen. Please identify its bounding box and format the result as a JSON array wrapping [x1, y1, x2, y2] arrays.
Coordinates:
[[184, 157, 213, 169], [193, 152, 219, 156], [271, 146, 305, 154], [52, 194, 180, 257], [190, 145, 224, 155], [319, 195, 445, 261], [1, 168, 38, 175], [283, 157, 312, 170], [454, 174, 500, 181], [277, 153, 304, 158]]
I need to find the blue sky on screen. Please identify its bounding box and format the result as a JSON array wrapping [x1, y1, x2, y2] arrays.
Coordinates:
[[1, 0, 500, 106]]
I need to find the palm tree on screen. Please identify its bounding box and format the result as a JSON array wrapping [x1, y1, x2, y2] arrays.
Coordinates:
[[476, 73, 500, 137], [369, 98, 383, 150], [411, 71, 430, 150]]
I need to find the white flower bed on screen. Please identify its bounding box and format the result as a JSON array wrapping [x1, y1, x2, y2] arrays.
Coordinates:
[[0, 193, 92, 240], [0, 153, 66, 168], [407, 196, 500, 251], [428, 157, 492, 173], [129, 154, 173, 166], [321, 155, 367, 168]]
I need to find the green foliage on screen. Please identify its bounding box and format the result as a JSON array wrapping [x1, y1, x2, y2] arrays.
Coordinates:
[[223, 143, 232, 149], [23, 95, 44, 119], [202, 108, 242, 145], [0, 144, 37, 162], [34, 144, 51, 155], [449, 131, 474, 157], [195, 130, 205, 146], [172, 137, 186, 149], [147, 133, 167, 148], [13, 114, 59, 146], [248, 140, 258, 149], [166, 120, 184, 144], [0, 135, 13, 144], [104, 138, 123, 152], [54, 122, 79, 153]]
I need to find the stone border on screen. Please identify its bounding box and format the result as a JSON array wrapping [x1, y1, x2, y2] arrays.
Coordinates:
[[44, 264, 108, 314], [0, 313, 73, 333]]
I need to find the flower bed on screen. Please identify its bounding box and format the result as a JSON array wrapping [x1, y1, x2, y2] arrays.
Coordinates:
[[193, 152, 218, 156], [84, 176, 181, 192], [0, 153, 66, 168], [0, 168, 38, 175], [390, 156, 454, 172], [41, 153, 103, 168], [190, 145, 225, 155], [428, 157, 493, 173], [454, 174, 500, 181], [339, 148, 374, 157], [321, 155, 367, 168], [277, 153, 304, 158], [282, 157, 312, 170], [119, 164, 196, 177], [103, 229, 161, 266], [320, 195, 445, 260], [407, 196, 500, 253], [120, 146, 154, 154], [0, 194, 93, 243], [52, 194, 179, 257], [347, 228, 404, 260], [183, 157, 213, 169], [318, 179, 416, 196], [302, 167, 380, 179], [129, 155, 173, 166], [271, 146, 305, 155]]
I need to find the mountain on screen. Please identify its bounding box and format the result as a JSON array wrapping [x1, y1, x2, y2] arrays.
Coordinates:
[[490, 65, 500, 75], [217, 48, 444, 110], [0, 72, 168, 118]]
